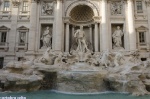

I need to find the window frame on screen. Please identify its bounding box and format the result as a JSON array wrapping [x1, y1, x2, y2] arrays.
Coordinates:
[[138, 31, 146, 45], [135, 0, 144, 14], [0, 32, 7, 43], [0, 26, 9, 46], [3, 1, 10, 12], [22, 1, 29, 12]]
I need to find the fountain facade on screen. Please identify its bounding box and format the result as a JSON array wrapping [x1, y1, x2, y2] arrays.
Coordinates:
[[0, 0, 150, 97]]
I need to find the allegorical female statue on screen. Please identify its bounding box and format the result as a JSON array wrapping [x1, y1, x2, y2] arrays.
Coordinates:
[[41, 26, 52, 48], [112, 26, 124, 49]]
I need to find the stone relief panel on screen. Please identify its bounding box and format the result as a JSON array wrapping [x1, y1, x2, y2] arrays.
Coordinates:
[[111, 1, 123, 15], [41, 1, 54, 16], [111, 24, 124, 50], [40, 24, 53, 49]]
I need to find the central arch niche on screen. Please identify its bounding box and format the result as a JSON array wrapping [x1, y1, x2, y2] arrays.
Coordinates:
[[64, 3, 100, 52], [69, 5, 94, 24]]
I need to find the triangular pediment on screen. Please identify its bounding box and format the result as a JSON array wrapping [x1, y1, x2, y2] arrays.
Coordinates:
[[136, 25, 149, 30], [17, 26, 29, 30], [0, 25, 10, 30]]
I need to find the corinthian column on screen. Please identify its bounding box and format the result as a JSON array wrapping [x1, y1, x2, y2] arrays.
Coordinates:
[[53, 0, 63, 52], [65, 23, 70, 52], [101, 0, 109, 51], [94, 23, 98, 52], [127, 0, 136, 50]]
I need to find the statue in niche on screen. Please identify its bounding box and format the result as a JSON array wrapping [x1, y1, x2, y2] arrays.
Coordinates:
[[112, 26, 124, 49], [74, 26, 89, 52], [20, 32, 26, 44], [111, 1, 122, 15], [41, 26, 52, 49], [42, 2, 54, 15]]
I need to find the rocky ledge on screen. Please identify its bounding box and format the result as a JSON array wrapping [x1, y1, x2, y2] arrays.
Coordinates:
[[0, 48, 150, 96]]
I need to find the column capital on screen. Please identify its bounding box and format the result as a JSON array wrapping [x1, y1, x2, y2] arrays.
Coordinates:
[[31, 0, 40, 3], [93, 16, 101, 23], [12, 0, 21, 7], [63, 17, 70, 23], [145, 0, 150, 7], [126, 0, 134, 2]]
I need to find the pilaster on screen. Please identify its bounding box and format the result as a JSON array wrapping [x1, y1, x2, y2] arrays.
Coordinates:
[[8, 1, 20, 52], [127, 0, 136, 50], [26, 0, 38, 55], [101, 0, 109, 51], [53, 0, 63, 52], [146, 0, 150, 50]]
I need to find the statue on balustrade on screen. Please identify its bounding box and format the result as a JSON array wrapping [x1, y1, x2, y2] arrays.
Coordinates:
[[112, 26, 124, 49], [41, 26, 52, 48]]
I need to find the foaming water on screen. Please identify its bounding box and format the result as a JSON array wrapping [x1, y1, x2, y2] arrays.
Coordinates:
[[51, 90, 129, 95], [0, 90, 150, 99]]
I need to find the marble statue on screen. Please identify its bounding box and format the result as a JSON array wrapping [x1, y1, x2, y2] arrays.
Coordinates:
[[74, 26, 89, 52], [112, 26, 124, 49], [39, 47, 56, 65], [20, 33, 26, 44], [42, 2, 54, 15], [114, 52, 124, 67], [41, 26, 52, 48], [99, 50, 111, 67]]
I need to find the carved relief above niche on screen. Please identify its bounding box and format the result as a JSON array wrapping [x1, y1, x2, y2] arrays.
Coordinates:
[[110, 1, 123, 15], [41, 1, 54, 16]]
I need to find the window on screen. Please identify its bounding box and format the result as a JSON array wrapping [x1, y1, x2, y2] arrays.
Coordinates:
[[0, 57, 4, 69], [22, 1, 28, 12], [136, 1, 143, 13], [139, 32, 145, 43], [19, 32, 26, 45], [0, 32, 7, 45], [1, 32, 7, 43], [3, 1, 10, 11]]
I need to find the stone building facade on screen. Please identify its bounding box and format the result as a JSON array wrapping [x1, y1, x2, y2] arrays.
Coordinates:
[[0, 0, 150, 67]]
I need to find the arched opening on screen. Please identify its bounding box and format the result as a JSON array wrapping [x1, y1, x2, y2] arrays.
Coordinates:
[[69, 5, 94, 24]]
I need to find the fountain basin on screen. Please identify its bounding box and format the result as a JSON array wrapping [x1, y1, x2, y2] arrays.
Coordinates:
[[56, 70, 107, 93]]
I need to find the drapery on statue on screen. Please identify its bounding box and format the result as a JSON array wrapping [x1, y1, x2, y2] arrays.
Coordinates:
[[41, 26, 52, 48], [112, 26, 124, 49], [74, 26, 89, 52]]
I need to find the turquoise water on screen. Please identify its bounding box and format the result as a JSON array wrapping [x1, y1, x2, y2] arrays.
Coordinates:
[[0, 90, 150, 99]]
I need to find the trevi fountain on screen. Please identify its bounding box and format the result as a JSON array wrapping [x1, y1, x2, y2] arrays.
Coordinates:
[[0, 0, 150, 99], [0, 26, 150, 98]]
